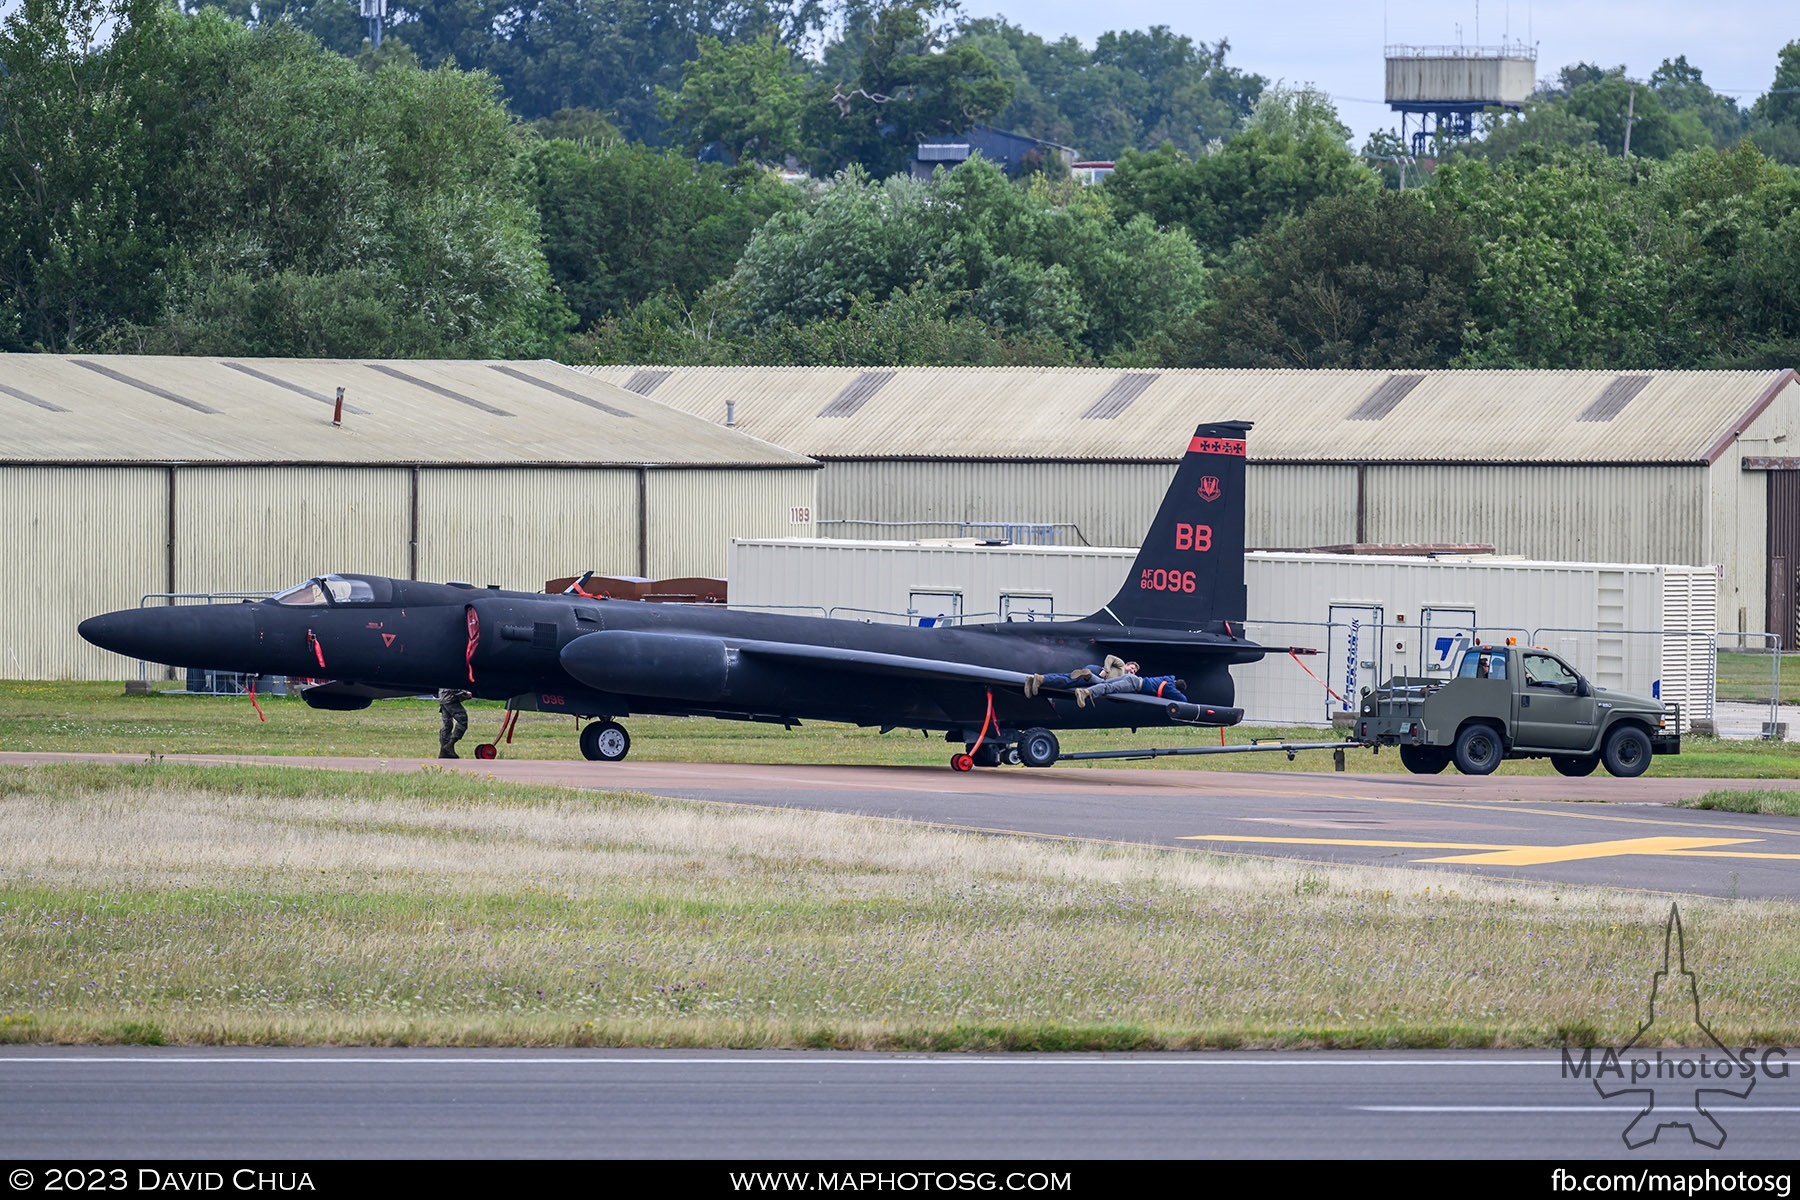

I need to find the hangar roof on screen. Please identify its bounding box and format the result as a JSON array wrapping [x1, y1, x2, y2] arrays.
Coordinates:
[[571, 365, 1797, 465], [0, 357, 814, 468]]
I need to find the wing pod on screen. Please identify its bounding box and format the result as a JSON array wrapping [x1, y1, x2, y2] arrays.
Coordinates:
[[561, 630, 730, 700]]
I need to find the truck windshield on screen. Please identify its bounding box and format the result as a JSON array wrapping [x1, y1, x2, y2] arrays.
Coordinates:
[[1522, 653, 1578, 689]]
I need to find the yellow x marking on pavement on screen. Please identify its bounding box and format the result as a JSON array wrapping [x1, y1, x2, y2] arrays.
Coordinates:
[[1178, 834, 1799, 865]]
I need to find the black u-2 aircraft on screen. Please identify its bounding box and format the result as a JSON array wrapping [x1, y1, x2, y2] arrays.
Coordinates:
[[80, 421, 1279, 770]]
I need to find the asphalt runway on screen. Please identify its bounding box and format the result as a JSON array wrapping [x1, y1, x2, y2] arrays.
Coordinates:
[[3, 1047, 1797, 1160], [12, 752, 1799, 899]]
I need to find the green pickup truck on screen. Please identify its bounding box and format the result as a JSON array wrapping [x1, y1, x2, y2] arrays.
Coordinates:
[[1352, 643, 1681, 777]]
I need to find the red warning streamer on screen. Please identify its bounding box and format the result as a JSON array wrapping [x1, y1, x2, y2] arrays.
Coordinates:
[[464, 606, 480, 684], [247, 676, 266, 723], [968, 690, 997, 757], [1288, 649, 1347, 706]]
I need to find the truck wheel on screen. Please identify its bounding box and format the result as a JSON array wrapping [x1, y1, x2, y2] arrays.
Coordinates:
[[1399, 745, 1449, 775], [1601, 725, 1653, 778], [1018, 728, 1060, 768], [1551, 755, 1598, 777], [1452, 723, 1503, 776]]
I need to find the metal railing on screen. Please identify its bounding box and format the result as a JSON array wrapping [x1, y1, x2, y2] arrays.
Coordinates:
[[816, 519, 1090, 546]]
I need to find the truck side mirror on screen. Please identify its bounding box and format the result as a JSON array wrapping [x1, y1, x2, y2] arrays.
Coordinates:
[[1575, 678, 1590, 698]]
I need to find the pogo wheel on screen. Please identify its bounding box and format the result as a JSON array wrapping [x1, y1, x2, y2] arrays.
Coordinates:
[[950, 753, 974, 772], [474, 743, 498, 760]]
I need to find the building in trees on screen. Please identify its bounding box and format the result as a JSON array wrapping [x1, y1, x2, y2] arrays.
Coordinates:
[[911, 125, 1078, 179]]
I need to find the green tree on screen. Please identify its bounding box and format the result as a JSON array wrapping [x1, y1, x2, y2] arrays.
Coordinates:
[[804, 0, 1011, 177], [0, 0, 173, 351], [384, 0, 829, 142], [1106, 85, 1378, 257], [1656, 143, 1800, 367], [1432, 149, 1668, 367], [1750, 41, 1800, 165], [180, 0, 368, 56], [0, 3, 571, 356], [1649, 56, 1747, 147], [529, 137, 797, 328], [720, 157, 1206, 359], [659, 32, 810, 164], [1563, 72, 1702, 159], [1753, 41, 1800, 128], [952, 20, 1265, 160], [1181, 189, 1479, 368]]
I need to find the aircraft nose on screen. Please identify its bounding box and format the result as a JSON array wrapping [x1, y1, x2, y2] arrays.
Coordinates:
[[79, 604, 260, 671]]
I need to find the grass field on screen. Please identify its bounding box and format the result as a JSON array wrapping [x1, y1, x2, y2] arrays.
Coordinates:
[[4, 681, 1799, 777], [3, 682, 1797, 1049], [1716, 651, 1799, 704], [2, 761, 1796, 1050]]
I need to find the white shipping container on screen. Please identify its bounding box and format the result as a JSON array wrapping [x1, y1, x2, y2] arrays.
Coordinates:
[[728, 539, 1718, 727]]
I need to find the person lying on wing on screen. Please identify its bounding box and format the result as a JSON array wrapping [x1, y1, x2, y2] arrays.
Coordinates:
[[1072, 662, 1188, 707], [1024, 654, 1131, 697], [1026, 657, 1189, 706]]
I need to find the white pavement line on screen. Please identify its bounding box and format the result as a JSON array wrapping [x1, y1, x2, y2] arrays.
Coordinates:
[[1361, 1106, 1800, 1113], [0, 1054, 1572, 1067]]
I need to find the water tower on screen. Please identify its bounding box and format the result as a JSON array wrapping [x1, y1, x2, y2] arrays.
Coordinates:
[[1385, 42, 1536, 155]]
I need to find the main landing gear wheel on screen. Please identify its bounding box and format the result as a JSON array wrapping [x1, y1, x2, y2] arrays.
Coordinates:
[[579, 719, 631, 762], [473, 743, 498, 760], [1017, 727, 1060, 768]]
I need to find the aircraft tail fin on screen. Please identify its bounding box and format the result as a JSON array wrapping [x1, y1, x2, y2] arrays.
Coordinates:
[[1093, 421, 1250, 631]]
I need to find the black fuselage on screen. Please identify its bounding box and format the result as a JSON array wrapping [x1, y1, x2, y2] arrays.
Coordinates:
[[79, 576, 1261, 738]]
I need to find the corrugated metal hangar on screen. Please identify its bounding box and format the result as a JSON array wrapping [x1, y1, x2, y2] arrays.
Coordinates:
[[2, 356, 818, 680], [576, 366, 1800, 642]]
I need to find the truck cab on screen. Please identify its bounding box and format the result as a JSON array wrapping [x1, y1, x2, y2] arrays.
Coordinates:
[[1355, 643, 1680, 778]]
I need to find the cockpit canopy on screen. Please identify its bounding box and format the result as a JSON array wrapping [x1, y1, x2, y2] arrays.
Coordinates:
[[268, 574, 391, 606]]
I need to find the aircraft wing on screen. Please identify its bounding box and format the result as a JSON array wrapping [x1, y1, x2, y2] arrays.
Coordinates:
[[731, 639, 1231, 720], [1091, 635, 1320, 656], [734, 639, 1033, 687]]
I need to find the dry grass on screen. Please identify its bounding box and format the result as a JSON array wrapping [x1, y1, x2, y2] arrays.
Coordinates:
[[1, 762, 1794, 1049]]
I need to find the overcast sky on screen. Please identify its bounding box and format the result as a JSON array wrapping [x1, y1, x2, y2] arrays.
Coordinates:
[[953, 0, 1797, 141]]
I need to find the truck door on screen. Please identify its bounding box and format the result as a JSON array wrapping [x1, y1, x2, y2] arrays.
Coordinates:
[[1420, 606, 1476, 677], [1327, 603, 1384, 720], [1515, 650, 1599, 751]]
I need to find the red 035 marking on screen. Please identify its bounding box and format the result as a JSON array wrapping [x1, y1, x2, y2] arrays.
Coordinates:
[[1138, 568, 1198, 593]]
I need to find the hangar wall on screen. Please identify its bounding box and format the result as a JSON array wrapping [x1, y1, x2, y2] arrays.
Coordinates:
[[9, 462, 819, 680], [419, 468, 642, 588], [816, 461, 1715, 596], [645, 469, 817, 579], [174, 467, 412, 591], [4, 468, 164, 681], [1362, 465, 1708, 565]]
